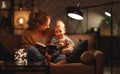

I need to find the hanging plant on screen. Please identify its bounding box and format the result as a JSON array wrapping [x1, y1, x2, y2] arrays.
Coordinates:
[[103, 16, 111, 25]]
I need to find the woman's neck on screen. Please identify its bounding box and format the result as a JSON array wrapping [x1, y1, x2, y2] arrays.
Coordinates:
[[33, 29, 44, 37]]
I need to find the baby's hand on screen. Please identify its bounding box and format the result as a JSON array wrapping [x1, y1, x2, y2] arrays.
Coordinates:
[[57, 42, 65, 48], [62, 47, 73, 55]]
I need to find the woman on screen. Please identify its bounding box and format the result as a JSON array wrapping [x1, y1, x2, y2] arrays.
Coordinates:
[[21, 11, 54, 63]]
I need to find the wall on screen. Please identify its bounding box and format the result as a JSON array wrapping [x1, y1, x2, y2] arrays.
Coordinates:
[[34, 0, 87, 34], [1, 0, 119, 35], [33, 0, 120, 35]]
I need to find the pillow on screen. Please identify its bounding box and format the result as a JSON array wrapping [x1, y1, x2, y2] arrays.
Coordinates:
[[80, 51, 95, 65], [74, 39, 88, 56], [77, 39, 88, 52], [66, 39, 88, 63]]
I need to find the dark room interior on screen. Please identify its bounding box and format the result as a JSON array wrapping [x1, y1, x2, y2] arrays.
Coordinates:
[[0, 0, 120, 74]]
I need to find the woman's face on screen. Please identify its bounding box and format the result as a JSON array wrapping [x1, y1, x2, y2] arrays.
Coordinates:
[[36, 17, 50, 31]]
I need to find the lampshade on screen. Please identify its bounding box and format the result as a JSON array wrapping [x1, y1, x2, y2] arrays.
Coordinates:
[[67, 7, 83, 20], [105, 11, 111, 17]]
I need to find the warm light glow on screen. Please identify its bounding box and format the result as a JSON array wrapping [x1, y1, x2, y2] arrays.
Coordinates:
[[2, 1, 7, 8], [19, 8, 23, 11], [94, 28, 98, 32], [19, 18, 24, 24], [68, 13, 83, 20], [105, 12, 111, 17]]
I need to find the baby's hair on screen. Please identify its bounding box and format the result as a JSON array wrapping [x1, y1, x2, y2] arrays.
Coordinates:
[[55, 20, 66, 29]]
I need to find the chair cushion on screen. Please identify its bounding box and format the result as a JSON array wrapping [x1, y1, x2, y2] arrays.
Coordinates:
[[80, 51, 95, 65], [66, 39, 88, 63], [78, 39, 88, 51]]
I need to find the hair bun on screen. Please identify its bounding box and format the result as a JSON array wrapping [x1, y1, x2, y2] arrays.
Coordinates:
[[28, 12, 36, 27]]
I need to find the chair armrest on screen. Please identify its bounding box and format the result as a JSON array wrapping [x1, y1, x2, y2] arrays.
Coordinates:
[[93, 50, 104, 74], [50, 63, 94, 74]]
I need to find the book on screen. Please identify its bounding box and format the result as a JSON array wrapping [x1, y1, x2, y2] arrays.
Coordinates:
[[36, 42, 57, 48], [36, 42, 46, 47], [36, 42, 57, 54]]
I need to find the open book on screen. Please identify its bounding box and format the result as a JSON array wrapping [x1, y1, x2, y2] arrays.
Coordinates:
[[36, 42, 57, 54], [36, 42, 46, 47], [36, 42, 57, 48]]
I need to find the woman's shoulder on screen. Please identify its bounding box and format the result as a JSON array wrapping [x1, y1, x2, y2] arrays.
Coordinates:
[[21, 29, 33, 37]]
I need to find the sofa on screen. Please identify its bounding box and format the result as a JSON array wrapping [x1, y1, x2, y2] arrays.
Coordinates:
[[0, 33, 104, 74]]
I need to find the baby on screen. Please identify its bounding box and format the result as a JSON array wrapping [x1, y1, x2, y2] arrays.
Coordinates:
[[47, 20, 74, 63], [51, 20, 74, 54]]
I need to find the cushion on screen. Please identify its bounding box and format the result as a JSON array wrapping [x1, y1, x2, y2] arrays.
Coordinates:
[[76, 39, 88, 52], [80, 51, 95, 65], [66, 39, 88, 63]]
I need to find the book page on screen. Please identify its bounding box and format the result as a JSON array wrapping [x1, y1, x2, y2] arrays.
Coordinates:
[[36, 42, 46, 47]]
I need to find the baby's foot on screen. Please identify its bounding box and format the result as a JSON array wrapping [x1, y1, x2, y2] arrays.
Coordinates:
[[45, 52, 52, 61], [56, 60, 67, 65]]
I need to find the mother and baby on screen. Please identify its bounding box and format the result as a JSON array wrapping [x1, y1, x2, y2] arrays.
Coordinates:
[[21, 11, 86, 65]]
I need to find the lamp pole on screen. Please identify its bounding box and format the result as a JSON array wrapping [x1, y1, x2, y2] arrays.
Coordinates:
[[109, 2, 113, 74]]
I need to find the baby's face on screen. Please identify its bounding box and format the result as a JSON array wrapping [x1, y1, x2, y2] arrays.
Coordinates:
[[54, 27, 66, 39]]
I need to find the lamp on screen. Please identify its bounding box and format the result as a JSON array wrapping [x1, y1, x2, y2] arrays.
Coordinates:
[[16, 17, 25, 30], [105, 11, 111, 17], [67, 6, 83, 20], [19, 17, 24, 25], [17, 17, 25, 25]]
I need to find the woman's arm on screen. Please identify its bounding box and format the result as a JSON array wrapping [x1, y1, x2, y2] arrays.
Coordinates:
[[21, 30, 35, 48]]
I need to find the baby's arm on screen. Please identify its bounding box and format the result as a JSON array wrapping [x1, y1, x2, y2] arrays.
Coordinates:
[[62, 43, 74, 55]]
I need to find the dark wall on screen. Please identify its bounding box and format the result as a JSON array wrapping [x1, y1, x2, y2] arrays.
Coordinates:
[[100, 36, 120, 63]]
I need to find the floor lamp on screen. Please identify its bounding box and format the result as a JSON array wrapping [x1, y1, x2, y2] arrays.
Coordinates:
[[67, 1, 120, 74], [109, 2, 113, 74]]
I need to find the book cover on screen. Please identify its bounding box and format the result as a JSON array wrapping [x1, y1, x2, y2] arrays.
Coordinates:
[[36, 42, 57, 54]]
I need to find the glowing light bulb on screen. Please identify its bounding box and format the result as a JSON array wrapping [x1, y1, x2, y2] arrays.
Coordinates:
[[19, 18, 24, 24]]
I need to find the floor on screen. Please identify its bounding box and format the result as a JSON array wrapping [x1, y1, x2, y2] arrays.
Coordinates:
[[104, 60, 120, 74], [104, 66, 120, 74]]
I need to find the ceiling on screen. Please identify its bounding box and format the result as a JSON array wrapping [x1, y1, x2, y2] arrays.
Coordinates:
[[14, 0, 120, 21], [72, 0, 120, 7], [71, 0, 120, 21]]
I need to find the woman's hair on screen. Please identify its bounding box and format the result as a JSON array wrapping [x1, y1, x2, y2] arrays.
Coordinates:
[[28, 11, 50, 28]]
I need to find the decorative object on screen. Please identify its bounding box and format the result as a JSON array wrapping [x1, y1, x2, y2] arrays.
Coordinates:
[[15, 48, 27, 66]]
